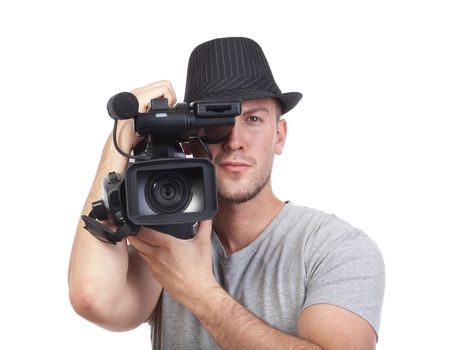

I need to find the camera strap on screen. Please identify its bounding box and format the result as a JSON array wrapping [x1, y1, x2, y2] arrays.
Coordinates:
[[81, 211, 138, 245]]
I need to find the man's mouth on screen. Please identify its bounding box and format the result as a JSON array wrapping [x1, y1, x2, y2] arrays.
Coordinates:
[[218, 161, 251, 173]]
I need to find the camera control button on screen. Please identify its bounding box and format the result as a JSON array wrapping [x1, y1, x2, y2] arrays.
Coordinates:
[[113, 212, 124, 223], [108, 172, 120, 184], [92, 200, 108, 220]]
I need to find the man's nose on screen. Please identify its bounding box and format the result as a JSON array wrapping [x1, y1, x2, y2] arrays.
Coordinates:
[[223, 123, 244, 152]]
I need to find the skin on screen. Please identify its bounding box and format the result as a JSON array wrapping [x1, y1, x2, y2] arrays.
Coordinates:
[[69, 80, 377, 349]]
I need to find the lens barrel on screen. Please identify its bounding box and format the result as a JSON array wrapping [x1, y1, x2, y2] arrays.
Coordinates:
[[145, 171, 193, 214]]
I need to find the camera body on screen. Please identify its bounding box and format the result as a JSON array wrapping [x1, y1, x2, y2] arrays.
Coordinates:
[[82, 93, 240, 243], [125, 158, 216, 226], [97, 157, 217, 239]]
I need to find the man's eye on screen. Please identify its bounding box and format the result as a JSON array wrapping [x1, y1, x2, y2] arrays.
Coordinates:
[[247, 116, 260, 122]]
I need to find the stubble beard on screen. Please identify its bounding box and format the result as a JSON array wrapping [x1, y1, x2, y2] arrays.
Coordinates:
[[216, 165, 272, 205]]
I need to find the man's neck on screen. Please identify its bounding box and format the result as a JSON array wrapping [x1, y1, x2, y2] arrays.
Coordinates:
[[212, 184, 285, 256]]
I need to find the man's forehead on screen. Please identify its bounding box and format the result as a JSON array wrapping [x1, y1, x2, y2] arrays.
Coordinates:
[[240, 98, 278, 114]]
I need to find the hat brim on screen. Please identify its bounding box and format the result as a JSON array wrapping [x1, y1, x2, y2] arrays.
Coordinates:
[[193, 88, 302, 115]]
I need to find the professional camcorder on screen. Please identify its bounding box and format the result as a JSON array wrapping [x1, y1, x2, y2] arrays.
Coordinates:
[[81, 92, 241, 244]]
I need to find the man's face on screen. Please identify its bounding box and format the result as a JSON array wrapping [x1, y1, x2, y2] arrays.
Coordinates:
[[192, 98, 287, 204]]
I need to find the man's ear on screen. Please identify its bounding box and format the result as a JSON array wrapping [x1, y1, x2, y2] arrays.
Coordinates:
[[275, 118, 287, 155], [181, 142, 193, 155]]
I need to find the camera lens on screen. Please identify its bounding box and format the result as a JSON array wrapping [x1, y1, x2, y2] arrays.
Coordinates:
[[161, 184, 176, 200], [145, 171, 193, 214]]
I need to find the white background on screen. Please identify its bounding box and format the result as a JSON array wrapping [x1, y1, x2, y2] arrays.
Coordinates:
[[1, 0, 452, 349]]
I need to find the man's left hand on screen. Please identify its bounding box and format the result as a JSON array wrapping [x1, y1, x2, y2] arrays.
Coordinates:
[[128, 220, 219, 308]]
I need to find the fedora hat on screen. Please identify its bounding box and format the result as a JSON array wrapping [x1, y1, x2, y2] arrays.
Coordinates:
[[184, 37, 302, 115]]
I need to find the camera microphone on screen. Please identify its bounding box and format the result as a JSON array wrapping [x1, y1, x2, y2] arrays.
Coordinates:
[[107, 92, 139, 120]]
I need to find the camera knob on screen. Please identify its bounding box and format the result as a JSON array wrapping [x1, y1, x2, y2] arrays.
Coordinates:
[[108, 172, 121, 184], [91, 200, 108, 221]]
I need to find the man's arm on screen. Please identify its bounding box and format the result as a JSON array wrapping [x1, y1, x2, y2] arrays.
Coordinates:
[[68, 81, 177, 331], [298, 304, 376, 350], [188, 284, 323, 350], [186, 278, 375, 350], [68, 133, 162, 331], [190, 289, 377, 350]]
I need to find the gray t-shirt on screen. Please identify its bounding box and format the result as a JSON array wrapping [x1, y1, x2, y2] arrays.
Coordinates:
[[150, 202, 385, 349]]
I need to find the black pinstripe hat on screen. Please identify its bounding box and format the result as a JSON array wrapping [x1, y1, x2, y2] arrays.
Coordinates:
[[184, 37, 302, 115]]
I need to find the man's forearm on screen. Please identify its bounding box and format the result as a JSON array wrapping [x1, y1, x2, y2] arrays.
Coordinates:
[[186, 285, 323, 350], [68, 134, 130, 318]]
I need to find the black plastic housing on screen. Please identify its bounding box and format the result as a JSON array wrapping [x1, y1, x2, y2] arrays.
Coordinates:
[[82, 94, 241, 244], [125, 158, 217, 226]]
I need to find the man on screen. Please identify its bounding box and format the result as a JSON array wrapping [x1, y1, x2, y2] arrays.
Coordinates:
[[69, 37, 385, 349]]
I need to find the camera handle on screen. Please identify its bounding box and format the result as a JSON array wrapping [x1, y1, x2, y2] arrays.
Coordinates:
[[81, 211, 139, 245], [82, 213, 195, 243], [112, 120, 214, 161]]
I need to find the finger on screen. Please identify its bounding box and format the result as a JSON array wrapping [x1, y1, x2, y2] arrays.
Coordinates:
[[127, 236, 149, 258], [128, 236, 157, 259], [140, 81, 177, 108], [132, 80, 177, 112], [194, 220, 213, 243], [152, 80, 177, 105], [136, 226, 176, 247], [139, 80, 176, 98]]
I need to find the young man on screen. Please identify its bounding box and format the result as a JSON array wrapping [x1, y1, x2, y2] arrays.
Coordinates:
[[69, 37, 385, 349]]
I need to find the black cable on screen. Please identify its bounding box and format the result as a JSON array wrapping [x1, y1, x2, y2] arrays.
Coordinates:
[[190, 136, 213, 161], [112, 120, 149, 160], [113, 120, 216, 162]]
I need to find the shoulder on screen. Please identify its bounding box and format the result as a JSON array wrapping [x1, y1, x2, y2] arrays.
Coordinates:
[[266, 202, 385, 282], [280, 203, 385, 296], [285, 204, 385, 336], [282, 202, 382, 261]]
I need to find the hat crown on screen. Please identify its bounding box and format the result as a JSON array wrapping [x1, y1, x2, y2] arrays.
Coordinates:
[[184, 37, 281, 103]]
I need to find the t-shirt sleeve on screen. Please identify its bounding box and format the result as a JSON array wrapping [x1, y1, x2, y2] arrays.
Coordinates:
[[301, 215, 385, 337]]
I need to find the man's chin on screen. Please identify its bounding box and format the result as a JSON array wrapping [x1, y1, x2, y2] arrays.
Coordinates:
[[218, 187, 262, 205], [218, 194, 253, 205], [217, 172, 271, 205]]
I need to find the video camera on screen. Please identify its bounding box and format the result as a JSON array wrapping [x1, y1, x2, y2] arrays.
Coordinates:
[[81, 92, 241, 244]]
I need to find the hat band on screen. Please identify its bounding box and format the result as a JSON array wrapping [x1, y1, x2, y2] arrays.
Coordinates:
[[188, 76, 280, 102]]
